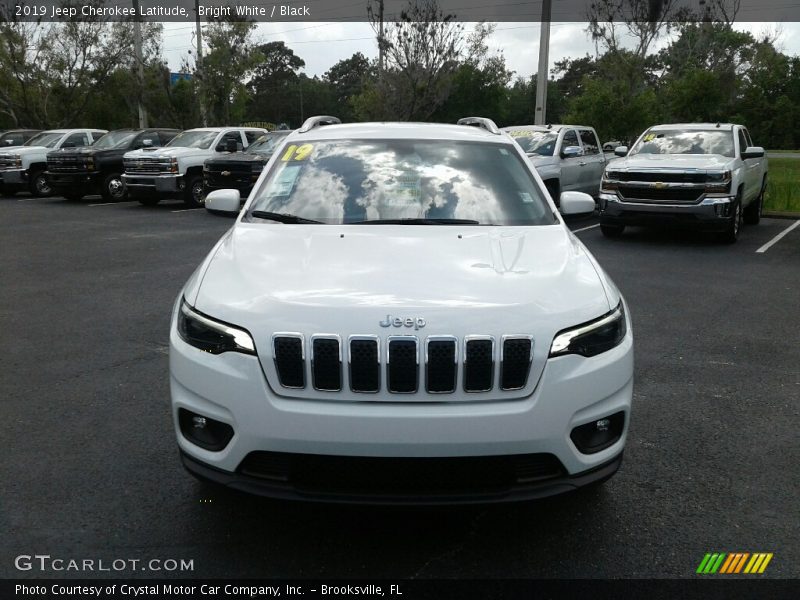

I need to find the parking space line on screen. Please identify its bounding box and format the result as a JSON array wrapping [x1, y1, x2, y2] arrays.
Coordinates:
[[572, 224, 600, 233], [88, 201, 136, 207], [756, 220, 800, 253], [172, 208, 205, 213]]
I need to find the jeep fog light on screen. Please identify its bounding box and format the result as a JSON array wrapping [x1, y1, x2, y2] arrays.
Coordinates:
[[570, 411, 625, 454], [178, 408, 234, 451]]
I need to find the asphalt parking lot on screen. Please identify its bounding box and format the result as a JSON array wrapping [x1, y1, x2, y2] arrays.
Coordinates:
[[2, 194, 798, 579]]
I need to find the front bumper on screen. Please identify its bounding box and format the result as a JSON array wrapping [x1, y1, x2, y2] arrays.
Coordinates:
[[0, 168, 26, 186], [170, 305, 634, 502], [122, 173, 183, 196], [46, 171, 100, 191], [599, 193, 735, 231]]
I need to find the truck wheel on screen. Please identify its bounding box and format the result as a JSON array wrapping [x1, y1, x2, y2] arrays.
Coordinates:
[[138, 196, 161, 206], [29, 170, 52, 197], [601, 223, 625, 238], [184, 175, 204, 208], [743, 180, 765, 225], [101, 173, 126, 202], [718, 196, 742, 244]]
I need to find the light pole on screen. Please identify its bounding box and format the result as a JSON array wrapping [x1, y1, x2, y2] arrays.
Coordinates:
[[534, 0, 552, 125]]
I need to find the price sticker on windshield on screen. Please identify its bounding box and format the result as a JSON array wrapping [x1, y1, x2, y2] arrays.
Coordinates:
[[280, 143, 314, 162], [643, 133, 656, 142], [507, 130, 532, 137]]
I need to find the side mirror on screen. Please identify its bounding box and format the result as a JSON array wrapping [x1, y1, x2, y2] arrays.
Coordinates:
[[742, 146, 764, 160], [205, 189, 241, 215], [561, 145, 582, 159], [559, 191, 596, 215], [614, 146, 628, 157]]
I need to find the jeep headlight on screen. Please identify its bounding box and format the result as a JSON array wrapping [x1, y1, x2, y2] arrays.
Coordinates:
[[705, 170, 731, 193], [177, 300, 255, 355], [550, 303, 627, 358]]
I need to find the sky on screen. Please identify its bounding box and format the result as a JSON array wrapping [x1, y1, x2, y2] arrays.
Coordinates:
[[160, 21, 800, 80]]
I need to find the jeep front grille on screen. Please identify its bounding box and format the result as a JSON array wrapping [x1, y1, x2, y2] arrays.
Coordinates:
[[271, 334, 533, 395]]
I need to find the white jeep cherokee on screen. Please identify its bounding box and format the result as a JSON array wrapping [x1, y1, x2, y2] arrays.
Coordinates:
[[171, 117, 634, 503]]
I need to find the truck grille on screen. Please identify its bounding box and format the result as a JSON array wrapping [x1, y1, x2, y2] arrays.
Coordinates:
[[618, 185, 703, 203], [47, 155, 84, 173], [0, 154, 17, 169], [271, 334, 534, 395], [124, 157, 171, 174], [611, 171, 706, 183]]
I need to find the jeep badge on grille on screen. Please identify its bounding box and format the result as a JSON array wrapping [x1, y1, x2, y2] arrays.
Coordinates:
[[379, 315, 426, 330]]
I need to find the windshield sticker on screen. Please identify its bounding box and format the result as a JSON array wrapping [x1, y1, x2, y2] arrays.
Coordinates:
[[518, 192, 534, 204], [507, 130, 532, 137], [280, 143, 314, 162], [267, 164, 301, 197], [643, 133, 656, 142]]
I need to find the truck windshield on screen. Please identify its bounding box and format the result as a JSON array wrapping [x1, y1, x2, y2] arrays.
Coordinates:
[[247, 132, 290, 155], [247, 139, 555, 226], [630, 129, 735, 157], [24, 132, 63, 148], [166, 130, 218, 149], [506, 130, 558, 156], [93, 131, 137, 150]]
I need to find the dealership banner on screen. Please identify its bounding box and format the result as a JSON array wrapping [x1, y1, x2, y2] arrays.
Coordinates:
[[3, 579, 800, 599], [2, 0, 799, 23]]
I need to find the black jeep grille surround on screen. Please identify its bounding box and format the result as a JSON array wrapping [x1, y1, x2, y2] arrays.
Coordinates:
[[237, 451, 566, 495], [271, 334, 535, 396]]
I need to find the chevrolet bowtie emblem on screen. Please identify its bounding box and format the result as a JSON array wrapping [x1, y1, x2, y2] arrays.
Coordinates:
[[652, 182, 666, 189], [221, 170, 231, 176]]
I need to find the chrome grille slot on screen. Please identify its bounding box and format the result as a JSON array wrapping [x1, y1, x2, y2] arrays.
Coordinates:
[[464, 337, 494, 392], [387, 337, 418, 394], [425, 337, 457, 393], [501, 336, 533, 390], [273, 334, 305, 389], [349, 337, 380, 393], [311, 335, 341, 391]]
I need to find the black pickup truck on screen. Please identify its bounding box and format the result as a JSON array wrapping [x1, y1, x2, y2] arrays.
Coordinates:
[[203, 130, 291, 199], [46, 128, 179, 201]]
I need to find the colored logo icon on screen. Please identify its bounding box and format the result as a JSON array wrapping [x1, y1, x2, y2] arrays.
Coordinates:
[[696, 552, 773, 574]]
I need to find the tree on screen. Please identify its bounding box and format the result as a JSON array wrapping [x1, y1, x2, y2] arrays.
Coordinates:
[[247, 41, 305, 124], [324, 52, 375, 121]]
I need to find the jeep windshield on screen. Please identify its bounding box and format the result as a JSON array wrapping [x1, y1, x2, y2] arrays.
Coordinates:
[[506, 129, 558, 156], [24, 132, 63, 148], [166, 130, 218, 149], [92, 131, 137, 150], [247, 132, 291, 155], [247, 139, 555, 225], [630, 129, 735, 157]]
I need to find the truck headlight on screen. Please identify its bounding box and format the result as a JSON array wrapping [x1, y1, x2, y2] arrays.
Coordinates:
[[12, 154, 22, 167], [550, 303, 627, 358], [601, 170, 619, 192], [177, 300, 255, 355], [705, 170, 731, 193]]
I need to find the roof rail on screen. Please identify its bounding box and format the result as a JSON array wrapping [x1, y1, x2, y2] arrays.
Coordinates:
[[456, 117, 501, 135], [298, 115, 341, 134]]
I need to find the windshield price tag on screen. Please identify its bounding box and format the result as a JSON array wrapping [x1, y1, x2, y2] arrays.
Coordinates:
[[280, 144, 314, 162]]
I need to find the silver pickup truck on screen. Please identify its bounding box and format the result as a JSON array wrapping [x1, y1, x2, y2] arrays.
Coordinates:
[[599, 123, 768, 243], [503, 124, 607, 207]]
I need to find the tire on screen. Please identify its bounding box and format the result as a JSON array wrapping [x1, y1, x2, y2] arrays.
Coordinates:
[[601, 223, 625, 238], [545, 180, 560, 208], [28, 169, 52, 197], [743, 179, 766, 225], [183, 175, 204, 208], [718, 194, 743, 244], [101, 172, 126, 202], [138, 196, 161, 206]]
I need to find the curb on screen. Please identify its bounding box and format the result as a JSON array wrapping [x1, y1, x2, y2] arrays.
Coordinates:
[[763, 211, 800, 220]]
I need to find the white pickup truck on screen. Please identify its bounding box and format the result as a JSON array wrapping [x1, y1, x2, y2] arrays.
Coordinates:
[[503, 124, 606, 206], [0, 129, 107, 197], [122, 127, 266, 207], [599, 123, 768, 243]]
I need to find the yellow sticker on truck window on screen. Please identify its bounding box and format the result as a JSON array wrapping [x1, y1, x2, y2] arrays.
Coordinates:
[[643, 133, 656, 142], [280, 143, 314, 162]]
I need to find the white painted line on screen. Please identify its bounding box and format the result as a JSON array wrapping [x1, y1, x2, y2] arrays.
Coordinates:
[[171, 207, 205, 213], [572, 223, 600, 233], [88, 201, 136, 207], [756, 220, 800, 253]]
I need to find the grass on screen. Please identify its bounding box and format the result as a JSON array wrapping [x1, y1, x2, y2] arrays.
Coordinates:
[[764, 158, 800, 213]]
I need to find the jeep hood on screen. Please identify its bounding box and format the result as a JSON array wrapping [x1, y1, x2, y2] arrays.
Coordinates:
[[612, 153, 732, 171]]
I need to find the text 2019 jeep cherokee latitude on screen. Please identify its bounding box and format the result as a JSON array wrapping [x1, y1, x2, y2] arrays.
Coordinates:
[[170, 117, 634, 503]]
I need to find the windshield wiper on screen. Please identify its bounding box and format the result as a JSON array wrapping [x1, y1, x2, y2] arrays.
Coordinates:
[[251, 211, 324, 224], [351, 218, 481, 225]]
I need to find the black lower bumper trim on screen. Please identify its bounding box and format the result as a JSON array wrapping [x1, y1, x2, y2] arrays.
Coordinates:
[[180, 449, 623, 505]]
